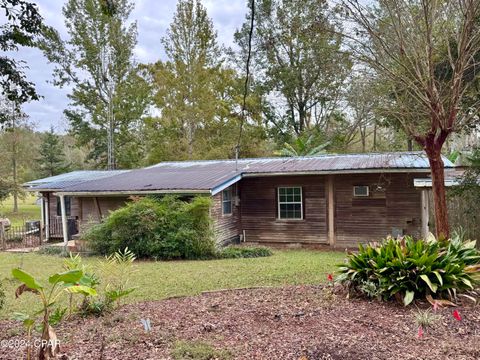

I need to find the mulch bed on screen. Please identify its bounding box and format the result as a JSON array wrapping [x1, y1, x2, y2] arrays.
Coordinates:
[[1, 285, 479, 359]]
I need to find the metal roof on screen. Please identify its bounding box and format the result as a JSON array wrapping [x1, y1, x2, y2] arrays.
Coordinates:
[[24, 170, 130, 191], [54, 152, 453, 195], [414, 168, 468, 188]]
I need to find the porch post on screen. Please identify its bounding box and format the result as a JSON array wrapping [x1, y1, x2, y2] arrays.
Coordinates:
[[421, 189, 430, 239], [45, 194, 50, 241], [59, 194, 69, 248], [40, 196, 45, 242], [327, 175, 336, 247]]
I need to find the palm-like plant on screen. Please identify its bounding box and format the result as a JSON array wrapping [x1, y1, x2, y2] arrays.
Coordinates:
[[275, 135, 329, 157]]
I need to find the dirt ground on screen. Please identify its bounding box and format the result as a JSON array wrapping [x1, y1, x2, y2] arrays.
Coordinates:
[[0, 285, 479, 360]]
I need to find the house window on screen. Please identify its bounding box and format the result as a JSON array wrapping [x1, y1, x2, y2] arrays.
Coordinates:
[[222, 188, 232, 215], [278, 187, 303, 220], [353, 185, 369, 197], [56, 196, 71, 217]]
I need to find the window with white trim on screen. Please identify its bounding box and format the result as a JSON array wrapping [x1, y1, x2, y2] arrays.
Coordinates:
[[222, 188, 232, 215], [278, 187, 303, 219], [353, 185, 369, 197]]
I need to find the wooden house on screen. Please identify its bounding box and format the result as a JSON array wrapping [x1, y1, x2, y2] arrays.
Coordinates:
[[25, 152, 454, 248]]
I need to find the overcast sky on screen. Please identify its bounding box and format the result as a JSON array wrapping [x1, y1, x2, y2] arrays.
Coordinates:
[[16, 0, 248, 132]]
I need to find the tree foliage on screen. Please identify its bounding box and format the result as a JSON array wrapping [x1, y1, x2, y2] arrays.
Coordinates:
[[37, 126, 69, 177], [235, 0, 351, 141], [342, 0, 480, 237], [0, 0, 43, 116], [39, 0, 151, 169], [146, 0, 268, 162]]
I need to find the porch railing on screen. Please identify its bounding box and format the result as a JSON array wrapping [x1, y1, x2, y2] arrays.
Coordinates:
[[47, 217, 79, 240]]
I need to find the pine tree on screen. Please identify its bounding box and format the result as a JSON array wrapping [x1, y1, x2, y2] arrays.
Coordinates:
[[37, 127, 68, 177]]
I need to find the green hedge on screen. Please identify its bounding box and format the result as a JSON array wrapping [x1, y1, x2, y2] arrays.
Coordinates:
[[85, 196, 216, 260], [337, 235, 480, 305]]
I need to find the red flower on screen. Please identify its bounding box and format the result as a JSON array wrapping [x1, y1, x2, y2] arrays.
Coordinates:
[[327, 274, 334, 282], [417, 326, 424, 338], [453, 310, 461, 321]]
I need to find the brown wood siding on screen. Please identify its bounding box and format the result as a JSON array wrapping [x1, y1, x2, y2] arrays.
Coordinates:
[[334, 173, 425, 247], [211, 185, 240, 245], [44, 192, 81, 220], [42, 192, 128, 224], [79, 197, 129, 223], [239, 176, 328, 244]]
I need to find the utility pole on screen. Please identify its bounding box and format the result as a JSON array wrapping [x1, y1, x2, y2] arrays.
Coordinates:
[[102, 46, 115, 170]]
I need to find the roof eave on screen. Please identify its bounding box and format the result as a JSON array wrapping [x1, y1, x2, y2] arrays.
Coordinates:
[[56, 189, 211, 196], [211, 174, 243, 196]]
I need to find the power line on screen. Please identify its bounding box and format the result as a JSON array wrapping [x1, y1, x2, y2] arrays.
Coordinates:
[[235, 0, 255, 170]]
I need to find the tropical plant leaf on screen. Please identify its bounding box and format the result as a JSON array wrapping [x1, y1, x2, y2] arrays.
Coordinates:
[[420, 275, 437, 293], [12, 268, 43, 290], [425, 294, 457, 307], [15, 284, 39, 298], [67, 285, 97, 296], [48, 270, 83, 285], [404, 290, 414, 306]]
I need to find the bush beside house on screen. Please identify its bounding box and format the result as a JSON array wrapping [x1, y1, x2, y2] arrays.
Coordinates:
[[85, 196, 217, 260]]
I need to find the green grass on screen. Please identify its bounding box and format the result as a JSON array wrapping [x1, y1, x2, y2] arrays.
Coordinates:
[[172, 340, 232, 360], [0, 249, 345, 319], [0, 194, 41, 227]]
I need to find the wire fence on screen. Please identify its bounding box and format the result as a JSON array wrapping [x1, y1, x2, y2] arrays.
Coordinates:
[[0, 222, 42, 250]]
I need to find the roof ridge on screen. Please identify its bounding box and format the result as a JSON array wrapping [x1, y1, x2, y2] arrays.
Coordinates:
[[149, 151, 428, 167]]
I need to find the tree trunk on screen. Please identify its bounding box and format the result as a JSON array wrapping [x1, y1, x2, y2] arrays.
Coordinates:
[[427, 150, 449, 239]]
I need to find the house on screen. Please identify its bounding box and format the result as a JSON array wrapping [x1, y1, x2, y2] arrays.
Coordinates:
[[25, 152, 454, 248], [24, 170, 130, 240]]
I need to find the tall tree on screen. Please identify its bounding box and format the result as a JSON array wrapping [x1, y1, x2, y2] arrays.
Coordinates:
[[0, 99, 38, 212], [235, 0, 351, 139], [0, 0, 43, 119], [344, 74, 380, 152], [39, 0, 150, 169], [147, 0, 268, 162], [343, 0, 480, 238], [37, 126, 69, 177]]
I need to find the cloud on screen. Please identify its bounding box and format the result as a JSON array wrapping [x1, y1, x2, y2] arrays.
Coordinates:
[[9, 0, 247, 133]]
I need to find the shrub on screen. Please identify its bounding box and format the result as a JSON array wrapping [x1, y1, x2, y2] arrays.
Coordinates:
[[75, 249, 136, 317], [218, 246, 273, 259], [337, 235, 480, 306], [85, 196, 216, 260]]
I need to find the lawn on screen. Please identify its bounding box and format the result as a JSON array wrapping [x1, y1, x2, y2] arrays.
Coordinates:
[[0, 194, 41, 227], [0, 249, 345, 319]]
